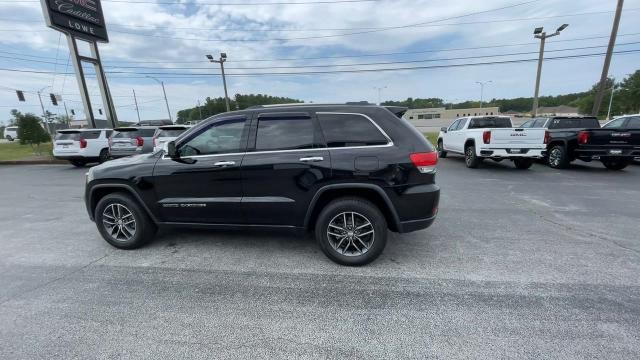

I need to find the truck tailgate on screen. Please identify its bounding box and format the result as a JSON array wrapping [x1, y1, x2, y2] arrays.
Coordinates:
[[583, 129, 640, 147], [489, 128, 546, 146]]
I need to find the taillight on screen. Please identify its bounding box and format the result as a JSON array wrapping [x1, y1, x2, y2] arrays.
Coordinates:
[[79, 138, 87, 149], [578, 131, 589, 145], [136, 136, 144, 147], [483, 130, 491, 144], [544, 131, 551, 144], [410, 151, 438, 174]]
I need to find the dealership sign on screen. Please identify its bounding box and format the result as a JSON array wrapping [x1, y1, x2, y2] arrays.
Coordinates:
[[40, 0, 109, 42]]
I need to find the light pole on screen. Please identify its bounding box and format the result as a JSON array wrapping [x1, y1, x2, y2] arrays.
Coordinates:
[[132, 89, 141, 122], [475, 81, 492, 109], [206, 53, 230, 112], [145, 75, 172, 122], [532, 24, 568, 116], [373, 86, 387, 105], [37, 86, 52, 134]]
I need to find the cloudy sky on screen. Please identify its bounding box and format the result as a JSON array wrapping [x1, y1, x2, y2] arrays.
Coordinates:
[[0, 0, 639, 124]]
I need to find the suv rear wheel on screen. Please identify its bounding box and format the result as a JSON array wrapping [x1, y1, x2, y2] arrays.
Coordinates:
[[315, 197, 387, 266], [69, 160, 86, 167], [98, 148, 110, 164], [95, 192, 157, 249]]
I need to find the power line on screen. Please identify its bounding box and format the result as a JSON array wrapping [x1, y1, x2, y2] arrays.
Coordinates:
[[1, 49, 637, 77], [3, 32, 639, 66]]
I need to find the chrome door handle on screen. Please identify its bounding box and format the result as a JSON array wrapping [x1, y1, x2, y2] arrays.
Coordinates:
[[299, 156, 324, 162], [213, 161, 235, 167]]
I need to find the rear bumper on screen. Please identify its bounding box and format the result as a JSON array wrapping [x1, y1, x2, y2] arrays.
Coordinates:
[[392, 184, 440, 233], [479, 148, 546, 158], [54, 155, 98, 161], [576, 148, 640, 160], [398, 214, 437, 233]]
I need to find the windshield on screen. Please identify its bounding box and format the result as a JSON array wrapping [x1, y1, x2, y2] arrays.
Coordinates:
[[468, 117, 512, 129]]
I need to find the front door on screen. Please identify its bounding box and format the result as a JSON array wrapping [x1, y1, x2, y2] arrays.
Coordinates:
[[152, 115, 250, 224], [241, 112, 331, 227]]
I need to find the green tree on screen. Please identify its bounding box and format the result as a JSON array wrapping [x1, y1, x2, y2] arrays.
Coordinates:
[[617, 70, 640, 114], [16, 112, 50, 154]]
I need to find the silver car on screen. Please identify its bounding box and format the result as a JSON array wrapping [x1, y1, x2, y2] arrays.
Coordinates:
[[109, 127, 157, 158]]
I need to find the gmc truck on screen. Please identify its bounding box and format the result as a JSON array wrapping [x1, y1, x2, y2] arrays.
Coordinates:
[[437, 116, 547, 169], [521, 116, 640, 170]]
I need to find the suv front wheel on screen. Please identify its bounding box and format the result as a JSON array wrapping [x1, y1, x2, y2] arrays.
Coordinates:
[[315, 197, 387, 266], [95, 192, 157, 249]]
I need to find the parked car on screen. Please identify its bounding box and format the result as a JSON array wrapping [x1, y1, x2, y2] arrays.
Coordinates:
[[527, 116, 640, 170], [53, 129, 113, 167], [152, 125, 191, 152], [4, 126, 18, 141], [602, 115, 640, 163], [108, 126, 157, 158], [437, 116, 547, 169], [85, 104, 440, 266]]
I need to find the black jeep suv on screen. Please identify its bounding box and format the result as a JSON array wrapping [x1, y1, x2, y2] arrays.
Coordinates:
[[85, 104, 440, 265]]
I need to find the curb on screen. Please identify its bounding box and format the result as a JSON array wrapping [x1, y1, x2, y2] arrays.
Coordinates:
[[0, 159, 68, 165]]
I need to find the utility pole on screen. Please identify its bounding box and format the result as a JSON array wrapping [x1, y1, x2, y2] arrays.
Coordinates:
[[532, 24, 569, 116], [37, 86, 52, 134], [373, 86, 387, 105], [592, 0, 624, 116], [145, 75, 172, 122], [133, 89, 141, 123], [206, 53, 230, 112], [475, 81, 492, 109], [197, 100, 203, 120], [606, 80, 616, 120]]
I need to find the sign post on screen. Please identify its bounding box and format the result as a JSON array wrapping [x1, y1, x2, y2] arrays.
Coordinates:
[[40, 0, 117, 129]]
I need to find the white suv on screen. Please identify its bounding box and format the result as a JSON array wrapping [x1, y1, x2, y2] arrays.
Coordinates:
[[53, 129, 113, 167], [4, 126, 18, 141]]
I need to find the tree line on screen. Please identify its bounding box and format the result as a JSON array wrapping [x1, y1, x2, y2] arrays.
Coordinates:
[[176, 93, 303, 123], [383, 70, 640, 117]]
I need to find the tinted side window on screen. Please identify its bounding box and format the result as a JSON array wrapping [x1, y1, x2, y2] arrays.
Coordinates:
[[317, 113, 388, 147], [468, 117, 511, 129], [533, 119, 548, 127], [179, 117, 246, 156], [255, 115, 317, 151], [549, 118, 600, 129], [603, 118, 626, 128], [520, 120, 533, 128], [626, 117, 640, 128]]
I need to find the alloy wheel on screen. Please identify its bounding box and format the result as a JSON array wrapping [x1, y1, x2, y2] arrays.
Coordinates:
[[102, 203, 137, 242], [327, 211, 375, 257], [549, 148, 561, 167], [465, 147, 473, 166]]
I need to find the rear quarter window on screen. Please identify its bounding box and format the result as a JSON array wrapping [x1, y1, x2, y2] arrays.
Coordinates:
[[549, 118, 600, 129], [317, 113, 388, 147]]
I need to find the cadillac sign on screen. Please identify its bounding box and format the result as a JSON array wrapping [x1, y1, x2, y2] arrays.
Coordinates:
[[40, 0, 109, 42]]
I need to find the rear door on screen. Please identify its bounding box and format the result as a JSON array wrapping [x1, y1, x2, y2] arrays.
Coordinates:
[[241, 112, 330, 226], [442, 119, 460, 151]]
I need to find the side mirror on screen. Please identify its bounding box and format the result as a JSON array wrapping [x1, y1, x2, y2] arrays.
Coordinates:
[[440, 127, 448, 133], [167, 141, 178, 159]]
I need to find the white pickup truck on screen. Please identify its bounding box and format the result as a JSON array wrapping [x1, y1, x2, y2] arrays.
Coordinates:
[[437, 116, 548, 169]]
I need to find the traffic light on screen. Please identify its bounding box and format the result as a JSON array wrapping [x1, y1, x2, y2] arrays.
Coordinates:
[[50, 93, 58, 106], [70, 109, 75, 115], [98, 108, 103, 115], [16, 90, 25, 102]]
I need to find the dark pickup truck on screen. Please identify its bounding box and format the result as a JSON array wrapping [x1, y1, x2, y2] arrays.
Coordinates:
[[521, 116, 640, 170]]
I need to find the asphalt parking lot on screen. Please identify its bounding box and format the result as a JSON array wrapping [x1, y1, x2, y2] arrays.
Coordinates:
[[1, 159, 639, 359]]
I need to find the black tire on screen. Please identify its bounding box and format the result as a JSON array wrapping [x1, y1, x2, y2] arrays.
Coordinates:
[[69, 160, 86, 167], [437, 140, 447, 158], [94, 192, 157, 249], [547, 145, 569, 169], [513, 158, 533, 170], [602, 159, 629, 170], [6, 136, 13, 141], [315, 197, 387, 266], [98, 148, 110, 164], [464, 144, 481, 168]]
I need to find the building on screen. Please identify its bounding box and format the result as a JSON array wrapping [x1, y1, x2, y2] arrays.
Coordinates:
[[536, 105, 580, 117], [404, 106, 501, 121]]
